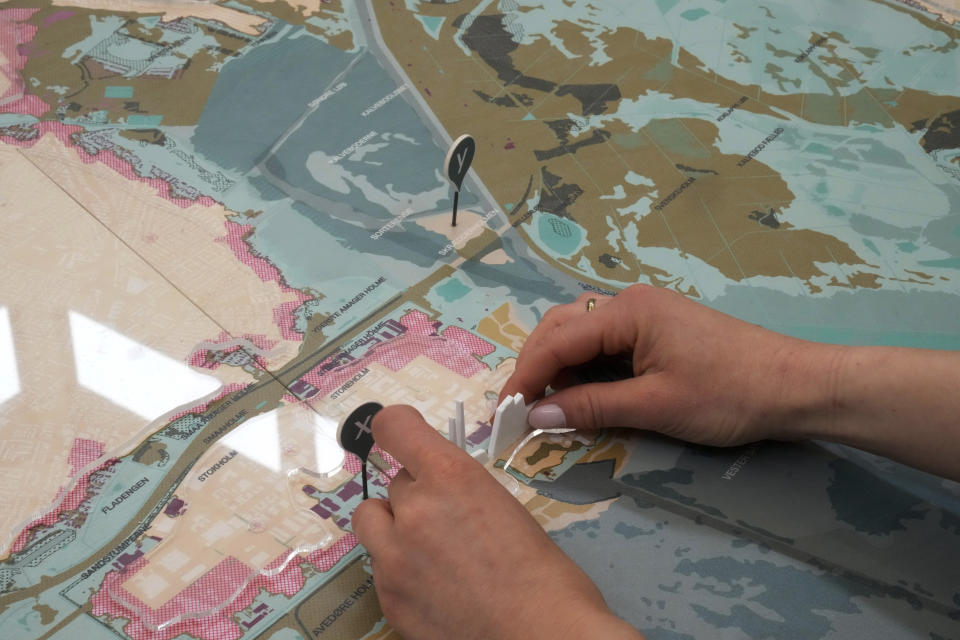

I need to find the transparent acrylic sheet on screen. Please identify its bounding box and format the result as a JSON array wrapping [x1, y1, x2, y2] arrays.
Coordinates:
[[104, 328, 516, 631], [103, 401, 375, 632]]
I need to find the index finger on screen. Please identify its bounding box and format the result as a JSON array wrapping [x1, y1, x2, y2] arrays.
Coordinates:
[[501, 297, 640, 404], [371, 404, 455, 480]]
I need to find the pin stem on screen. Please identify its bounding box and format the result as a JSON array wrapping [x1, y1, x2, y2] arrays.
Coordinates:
[[361, 460, 369, 500]]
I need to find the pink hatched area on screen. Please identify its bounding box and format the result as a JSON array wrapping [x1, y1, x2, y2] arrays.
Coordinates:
[[400, 310, 441, 336], [9, 439, 111, 553], [298, 310, 495, 396], [440, 325, 496, 358], [215, 221, 312, 341], [91, 536, 360, 640], [0, 8, 47, 118], [166, 383, 247, 423]]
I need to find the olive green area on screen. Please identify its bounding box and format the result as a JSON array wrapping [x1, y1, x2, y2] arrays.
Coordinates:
[[293, 557, 382, 640], [18, 1, 235, 126]]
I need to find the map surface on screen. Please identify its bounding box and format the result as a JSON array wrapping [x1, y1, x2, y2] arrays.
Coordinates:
[[1, 1, 959, 639]]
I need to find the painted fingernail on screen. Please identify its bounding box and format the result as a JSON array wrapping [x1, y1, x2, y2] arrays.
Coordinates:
[[528, 404, 566, 429]]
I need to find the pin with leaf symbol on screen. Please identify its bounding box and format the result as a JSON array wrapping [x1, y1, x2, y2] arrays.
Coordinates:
[[444, 134, 476, 227], [337, 402, 383, 500]]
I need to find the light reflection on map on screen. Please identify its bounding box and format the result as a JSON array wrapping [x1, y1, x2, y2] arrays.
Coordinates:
[[1, 0, 959, 639]]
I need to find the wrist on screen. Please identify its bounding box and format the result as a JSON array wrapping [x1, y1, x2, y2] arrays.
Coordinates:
[[759, 337, 850, 443]]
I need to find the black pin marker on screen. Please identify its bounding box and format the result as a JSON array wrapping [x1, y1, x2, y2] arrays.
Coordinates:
[[337, 402, 383, 499], [444, 134, 475, 227]]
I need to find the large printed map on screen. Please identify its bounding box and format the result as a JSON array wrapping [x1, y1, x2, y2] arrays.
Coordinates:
[[1, 1, 959, 639]]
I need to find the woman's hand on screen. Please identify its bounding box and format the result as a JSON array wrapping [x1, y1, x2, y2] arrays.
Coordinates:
[[500, 284, 843, 447], [352, 405, 644, 640]]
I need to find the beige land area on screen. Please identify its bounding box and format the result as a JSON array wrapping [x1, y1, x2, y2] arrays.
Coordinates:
[[903, 0, 960, 23], [118, 312, 624, 630], [48, 0, 269, 35], [121, 404, 346, 610], [0, 144, 252, 557], [121, 352, 515, 610], [21, 135, 304, 368]]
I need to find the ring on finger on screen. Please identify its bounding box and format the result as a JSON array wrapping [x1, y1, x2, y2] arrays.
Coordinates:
[[585, 297, 597, 312]]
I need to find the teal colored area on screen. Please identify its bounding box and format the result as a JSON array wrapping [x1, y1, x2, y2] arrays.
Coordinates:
[[0, 113, 38, 127], [127, 114, 163, 127], [680, 8, 709, 20], [104, 85, 133, 99], [804, 142, 832, 154], [537, 213, 583, 255], [655, 0, 679, 14], [255, 400, 268, 409], [897, 241, 918, 253], [815, 182, 828, 195], [522, 112, 536, 120], [919, 257, 960, 269], [862, 239, 880, 255], [414, 14, 445, 39], [825, 205, 845, 217], [110, 37, 158, 61], [504, 202, 514, 210], [435, 277, 471, 302], [777, 326, 960, 350], [953, 225, 960, 238]]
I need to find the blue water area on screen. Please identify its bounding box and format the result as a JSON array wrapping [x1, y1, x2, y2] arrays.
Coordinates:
[[522, 112, 536, 120], [127, 114, 162, 126], [415, 14, 445, 39], [435, 277, 470, 302], [537, 213, 582, 255], [919, 257, 960, 270], [192, 29, 353, 173], [680, 8, 709, 20], [265, 50, 455, 220], [104, 85, 133, 98], [804, 142, 832, 154], [777, 326, 960, 350], [655, 0, 679, 14], [897, 241, 918, 253]]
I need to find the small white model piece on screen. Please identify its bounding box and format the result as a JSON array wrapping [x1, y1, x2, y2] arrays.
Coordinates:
[[488, 393, 531, 459], [448, 416, 458, 446], [455, 400, 466, 449]]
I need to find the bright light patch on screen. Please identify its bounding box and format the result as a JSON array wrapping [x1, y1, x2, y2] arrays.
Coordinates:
[[0, 307, 20, 407], [221, 410, 282, 473], [68, 310, 221, 421], [312, 413, 345, 476]]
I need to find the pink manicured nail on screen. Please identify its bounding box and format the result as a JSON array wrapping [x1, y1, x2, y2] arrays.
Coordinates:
[[528, 404, 566, 429]]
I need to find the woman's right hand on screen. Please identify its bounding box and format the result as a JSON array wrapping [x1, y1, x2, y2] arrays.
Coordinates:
[[499, 284, 843, 448]]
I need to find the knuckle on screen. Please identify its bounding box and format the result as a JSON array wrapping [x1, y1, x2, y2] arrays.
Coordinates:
[[424, 450, 464, 483], [578, 390, 607, 428], [539, 304, 566, 327], [622, 283, 654, 300]]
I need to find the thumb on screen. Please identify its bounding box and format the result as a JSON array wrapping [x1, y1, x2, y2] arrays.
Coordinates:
[[526, 377, 669, 431]]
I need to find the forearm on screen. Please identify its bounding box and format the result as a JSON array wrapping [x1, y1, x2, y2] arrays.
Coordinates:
[[788, 343, 960, 480]]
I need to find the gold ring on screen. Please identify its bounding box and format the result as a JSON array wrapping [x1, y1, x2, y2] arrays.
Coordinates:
[[585, 298, 597, 312]]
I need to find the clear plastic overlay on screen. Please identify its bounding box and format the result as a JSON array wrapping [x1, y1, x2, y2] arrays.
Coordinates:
[[103, 402, 362, 631], [101, 329, 518, 631]]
